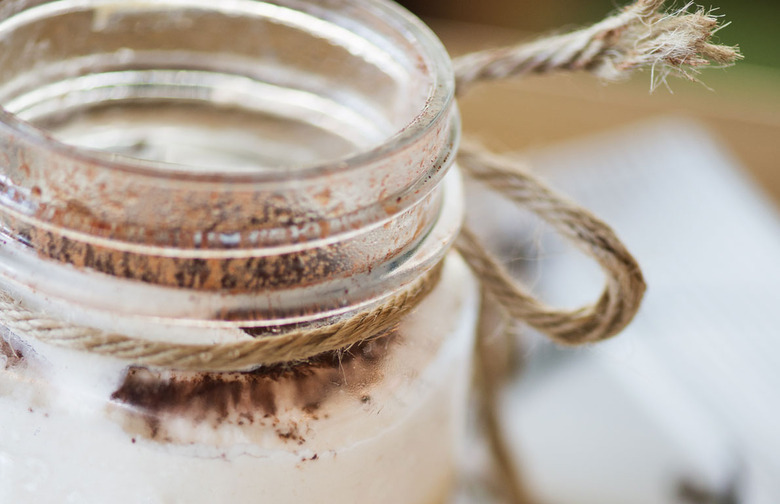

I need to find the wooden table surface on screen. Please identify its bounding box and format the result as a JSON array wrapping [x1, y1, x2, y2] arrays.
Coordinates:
[[431, 20, 780, 205]]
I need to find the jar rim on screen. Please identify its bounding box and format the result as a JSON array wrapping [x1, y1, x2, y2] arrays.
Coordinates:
[[0, 0, 454, 183]]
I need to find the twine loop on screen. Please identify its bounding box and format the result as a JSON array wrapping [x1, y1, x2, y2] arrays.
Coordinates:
[[456, 142, 646, 345]]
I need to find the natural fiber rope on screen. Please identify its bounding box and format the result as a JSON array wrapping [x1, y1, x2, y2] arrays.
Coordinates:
[[474, 295, 537, 504], [454, 0, 742, 95], [456, 142, 646, 345], [0, 263, 442, 372], [0, 0, 738, 373], [452, 2, 738, 503], [457, 146, 646, 503]]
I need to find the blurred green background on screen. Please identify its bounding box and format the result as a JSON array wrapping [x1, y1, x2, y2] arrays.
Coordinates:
[[399, 0, 778, 69]]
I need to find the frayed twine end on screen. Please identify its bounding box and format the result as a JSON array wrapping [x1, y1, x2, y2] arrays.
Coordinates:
[[453, 0, 742, 94], [595, 2, 743, 89]]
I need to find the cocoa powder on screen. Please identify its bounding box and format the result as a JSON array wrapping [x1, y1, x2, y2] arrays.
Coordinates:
[[110, 331, 398, 444], [0, 335, 24, 369], [27, 226, 348, 291]]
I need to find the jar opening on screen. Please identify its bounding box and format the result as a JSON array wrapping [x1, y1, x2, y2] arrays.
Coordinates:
[[0, 0, 454, 181], [0, 0, 463, 331]]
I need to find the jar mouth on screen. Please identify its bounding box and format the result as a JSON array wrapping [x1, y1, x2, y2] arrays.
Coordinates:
[[0, 0, 454, 182], [0, 0, 463, 331]]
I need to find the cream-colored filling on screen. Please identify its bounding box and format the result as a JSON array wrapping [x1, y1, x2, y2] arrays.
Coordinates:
[[0, 255, 478, 504]]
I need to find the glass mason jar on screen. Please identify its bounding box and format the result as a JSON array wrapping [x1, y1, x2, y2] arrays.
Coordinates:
[[0, 0, 479, 503]]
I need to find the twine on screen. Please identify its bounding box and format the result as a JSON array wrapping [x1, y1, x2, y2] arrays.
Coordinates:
[[456, 142, 647, 504], [0, 0, 738, 373], [453, 1, 738, 502], [473, 294, 537, 504], [454, 0, 742, 94], [456, 142, 646, 346], [0, 263, 442, 373]]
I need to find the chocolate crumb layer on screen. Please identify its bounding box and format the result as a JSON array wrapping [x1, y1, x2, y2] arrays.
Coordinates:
[[110, 332, 398, 444]]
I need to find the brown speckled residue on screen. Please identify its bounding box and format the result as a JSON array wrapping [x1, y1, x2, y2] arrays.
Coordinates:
[[0, 335, 24, 369], [27, 226, 349, 292], [110, 332, 398, 444]]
